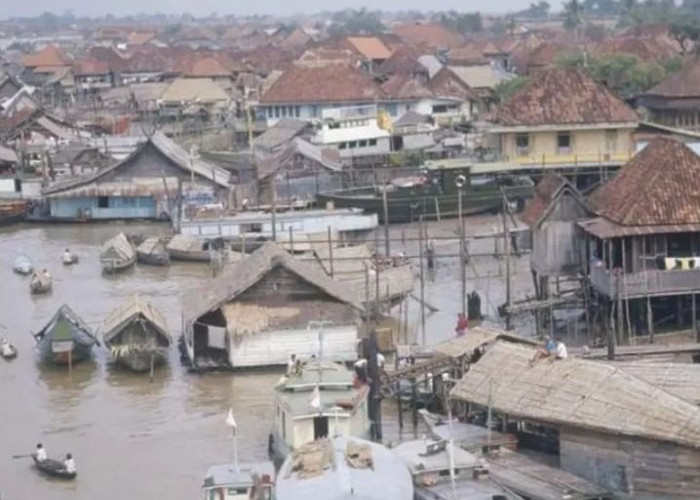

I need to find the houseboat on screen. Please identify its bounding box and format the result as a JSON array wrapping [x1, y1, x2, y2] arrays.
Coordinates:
[[167, 234, 219, 262], [316, 169, 534, 224], [269, 361, 370, 466], [101, 296, 171, 373], [276, 437, 413, 500], [136, 237, 169, 266], [100, 233, 136, 273], [34, 305, 98, 365], [0, 200, 28, 226]]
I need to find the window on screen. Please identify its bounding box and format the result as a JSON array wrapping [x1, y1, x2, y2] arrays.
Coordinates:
[[274, 106, 280, 118], [348, 141, 357, 148], [267, 107, 273, 118], [358, 140, 367, 147], [369, 139, 377, 146], [338, 142, 347, 149], [432, 104, 448, 114], [294, 106, 300, 118], [605, 129, 618, 153], [241, 223, 263, 233], [557, 132, 571, 154], [515, 134, 529, 156], [97, 196, 109, 208]]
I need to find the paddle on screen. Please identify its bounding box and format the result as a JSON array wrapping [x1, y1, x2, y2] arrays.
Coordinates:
[[12, 454, 33, 459]]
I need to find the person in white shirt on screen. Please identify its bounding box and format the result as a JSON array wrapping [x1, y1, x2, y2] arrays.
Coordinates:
[[286, 354, 297, 376], [63, 453, 75, 473], [556, 340, 569, 360], [35, 443, 47, 461]]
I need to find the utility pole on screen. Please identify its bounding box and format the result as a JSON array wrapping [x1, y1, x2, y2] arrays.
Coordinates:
[[500, 189, 512, 330]]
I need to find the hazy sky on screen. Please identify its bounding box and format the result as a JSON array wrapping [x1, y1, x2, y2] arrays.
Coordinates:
[[7, 0, 566, 19]]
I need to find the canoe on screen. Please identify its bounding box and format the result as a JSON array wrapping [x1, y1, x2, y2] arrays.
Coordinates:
[[100, 233, 136, 273], [62, 253, 79, 265], [34, 305, 98, 365], [13, 255, 33, 275], [30, 272, 52, 294], [102, 295, 171, 372], [32, 455, 76, 480], [1, 340, 17, 360], [166, 235, 212, 262], [136, 237, 169, 266]]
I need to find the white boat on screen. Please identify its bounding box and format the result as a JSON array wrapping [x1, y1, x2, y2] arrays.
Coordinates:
[[29, 271, 52, 294], [1, 338, 17, 360], [13, 255, 33, 275], [202, 462, 275, 500], [61, 250, 79, 265], [269, 361, 371, 466], [276, 436, 413, 500]]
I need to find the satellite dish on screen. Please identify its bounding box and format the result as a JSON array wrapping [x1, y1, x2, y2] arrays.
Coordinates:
[[455, 175, 467, 188]]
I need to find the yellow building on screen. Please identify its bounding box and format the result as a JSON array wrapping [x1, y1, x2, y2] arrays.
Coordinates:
[[489, 67, 639, 167]]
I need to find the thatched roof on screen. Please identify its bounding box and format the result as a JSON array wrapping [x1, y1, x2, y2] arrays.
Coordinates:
[[313, 243, 372, 281], [136, 236, 166, 255], [102, 295, 170, 344], [451, 341, 700, 448], [34, 304, 97, 346], [101, 232, 135, 260], [183, 242, 364, 321], [433, 326, 536, 358], [615, 362, 700, 406]]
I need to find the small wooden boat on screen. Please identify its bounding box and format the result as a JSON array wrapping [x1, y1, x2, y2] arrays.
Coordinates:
[[102, 295, 171, 372], [34, 304, 98, 365], [100, 233, 136, 273], [1, 339, 17, 360], [32, 455, 76, 480], [62, 251, 79, 265], [136, 237, 169, 266], [166, 235, 215, 262], [13, 254, 33, 275], [29, 271, 52, 294]]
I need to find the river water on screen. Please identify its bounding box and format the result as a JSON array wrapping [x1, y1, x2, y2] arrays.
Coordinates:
[[0, 218, 533, 500]]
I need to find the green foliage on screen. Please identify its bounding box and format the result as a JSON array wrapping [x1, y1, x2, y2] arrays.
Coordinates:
[[438, 11, 483, 34], [494, 76, 530, 103], [663, 57, 683, 73], [555, 52, 668, 96], [582, 0, 620, 15], [564, 0, 584, 30], [329, 8, 385, 36], [519, 1, 551, 18]]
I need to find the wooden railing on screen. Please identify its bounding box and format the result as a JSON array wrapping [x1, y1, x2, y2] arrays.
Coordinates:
[[590, 266, 700, 298]]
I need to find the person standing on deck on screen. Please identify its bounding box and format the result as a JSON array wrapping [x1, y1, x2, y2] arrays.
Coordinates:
[[455, 313, 468, 337], [63, 453, 75, 473], [35, 443, 47, 461]]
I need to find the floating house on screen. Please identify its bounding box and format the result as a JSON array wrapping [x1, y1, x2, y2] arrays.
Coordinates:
[[40, 131, 231, 221], [580, 137, 700, 338], [182, 242, 364, 370], [451, 341, 700, 499]]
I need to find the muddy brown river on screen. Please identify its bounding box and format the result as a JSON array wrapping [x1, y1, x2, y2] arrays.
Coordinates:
[[0, 218, 530, 499]]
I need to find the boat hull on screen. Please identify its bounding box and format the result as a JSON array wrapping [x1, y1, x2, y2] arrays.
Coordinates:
[[316, 185, 532, 224], [0, 203, 28, 227], [1, 345, 17, 360], [136, 251, 169, 266], [101, 257, 135, 273], [167, 249, 211, 262], [32, 456, 77, 480], [37, 342, 93, 365]]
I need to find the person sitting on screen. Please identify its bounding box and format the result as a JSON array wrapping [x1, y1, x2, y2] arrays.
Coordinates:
[[62, 248, 73, 263], [42, 268, 51, 279], [555, 339, 569, 360], [0, 338, 11, 357], [529, 336, 557, 366], [455, 313, 468, 337], [63, 453, 75, 473], [35, 443, 47, 461]]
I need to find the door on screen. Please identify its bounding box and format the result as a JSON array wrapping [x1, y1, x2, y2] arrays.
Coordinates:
[[313, 416, 329, 439]]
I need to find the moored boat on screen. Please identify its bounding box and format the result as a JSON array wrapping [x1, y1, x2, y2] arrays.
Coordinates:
[[0, 200, 28, 226], [32, 455, 76, 480], [167, 235, 225, 262], [1, 338, 17, 360], [33, 305, 98, 365], [13, 254, 33, 275], [29, 270, 52, 294], [202, 462, 275, 500], [102, 295, 171, 372], [62, 249, 79, 265], [100, 233, 136, 273], [136, 237, 169, 266], [276, 437, 413, 500], [316, 169, 534, 224], [270, 361, 370, 466]]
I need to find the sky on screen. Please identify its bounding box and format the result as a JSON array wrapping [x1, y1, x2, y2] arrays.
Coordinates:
[[5, 0, 566, 19]]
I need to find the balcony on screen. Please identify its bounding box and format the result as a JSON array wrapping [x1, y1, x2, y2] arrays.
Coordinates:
[[590, 266, 700, 299]]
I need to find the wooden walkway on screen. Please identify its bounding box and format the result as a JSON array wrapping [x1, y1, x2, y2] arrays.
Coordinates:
[[576, 342, 700, 360]]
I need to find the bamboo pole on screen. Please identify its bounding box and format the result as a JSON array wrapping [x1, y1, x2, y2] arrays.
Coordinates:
[[382, 187, 390, 257], [419, 217, 426, 349], [327, 226, 334, 278]]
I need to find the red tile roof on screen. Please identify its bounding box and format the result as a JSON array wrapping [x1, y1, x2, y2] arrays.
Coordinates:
[[494, 67, 638, 127], [186, 57, 231, 78], [260, 63, 383, 104], [380, 74, 432, 99], [428, 67, 478, 101], [589, 137, 700, 226], [376, 45, 428, 76], [346, 36, 393, 60], [21, 44, 71, 68], [73, 59, 111, 76], [520, 173, 567, 228], [393, 23, 463, 50], [645, 58, 700, 98]]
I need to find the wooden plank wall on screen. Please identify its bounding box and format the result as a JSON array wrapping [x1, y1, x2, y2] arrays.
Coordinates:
[[560, 426, 700, 499]]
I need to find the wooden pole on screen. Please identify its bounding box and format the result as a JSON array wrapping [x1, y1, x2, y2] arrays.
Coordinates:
[[694, 293, 698, 342], [289, 226, 294, 254], [68, 348, 72, 377], [328, 226, 334, 278], [458, 188, 466, 317], [271, 177, 277, 242], [647, 294, 654, 343], [502, 192, 512, 330], [419, 217, 426, 349], [395, 353, 403, 430], [382, 187, 390, 257], [149, 352, 154, 382]]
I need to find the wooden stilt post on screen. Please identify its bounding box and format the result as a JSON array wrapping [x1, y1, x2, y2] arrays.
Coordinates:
[[419, 217, 426, 349], [647, 295, 654, 343], [382, 188, 390, 257], [693, 293, 698, 342], [327, 226, 334, 279], [150, 352, 155, 382], [68, 349, 72, 377]]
